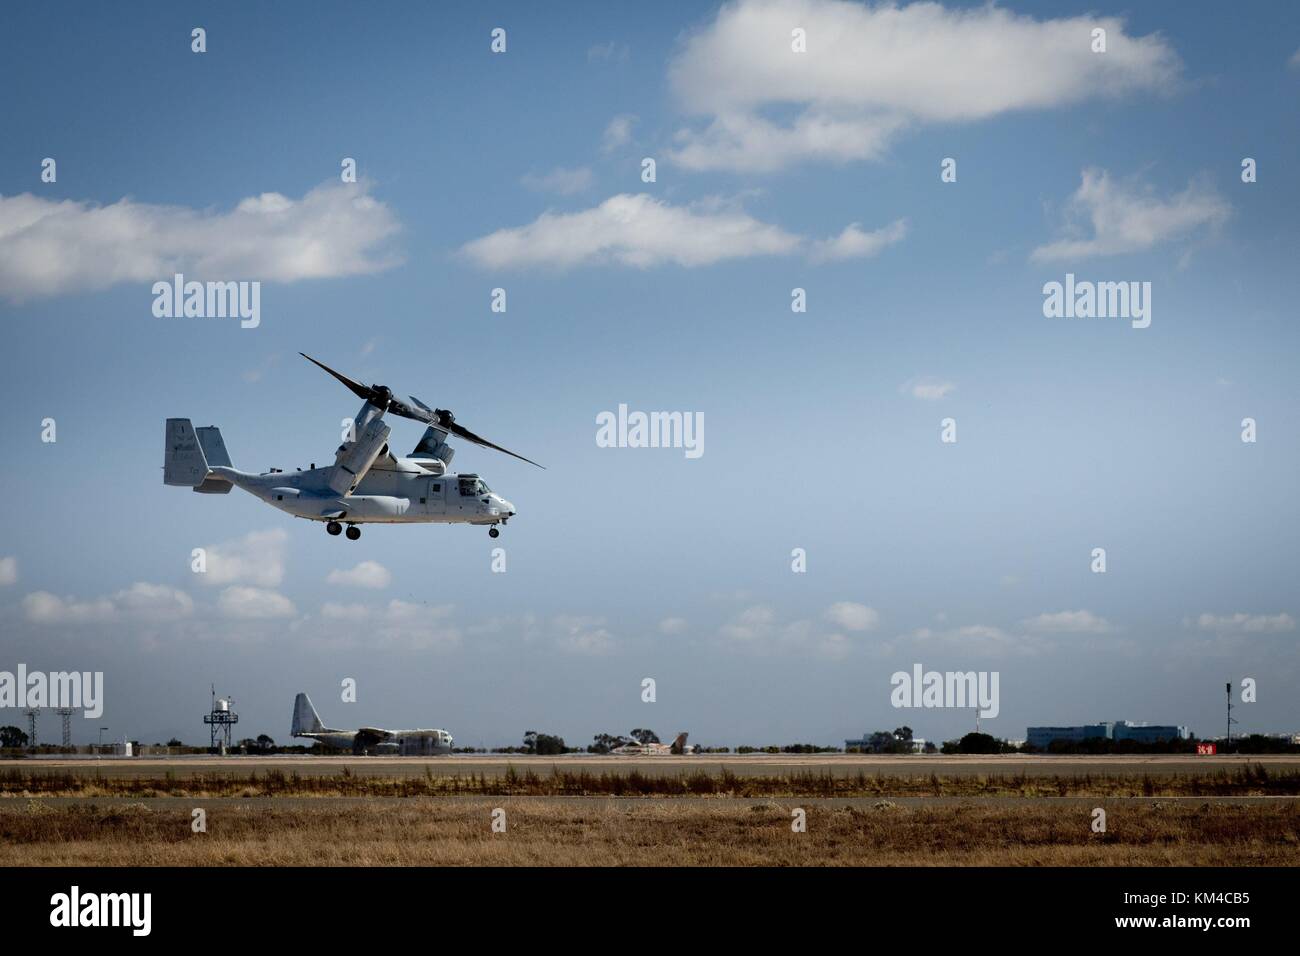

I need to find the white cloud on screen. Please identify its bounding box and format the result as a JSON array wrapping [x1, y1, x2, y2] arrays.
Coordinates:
[[321, 602, 369, 622], [112, 582, 195, 623], [520, 166, 594, 196], [721, 604, 778, 642], [462, 193, 901, 270], [23, 591, 117, 624], [462, 194, 799, 269], [0, 181, 401, 302], [658, 616, 688, 635], [667, 0, 1180, 172], [816, 632, 855, 660], [900, 623, 1021, 656], [1289, 46, 1300, 70], [375, 600, 460, 649], [553, 615, 614, 655], [901, 377, 956, 401], [718, 605, 872, 659], [0, 556, 16, 586], [809, 218, 907, 262], [1022, 609, 1113, 633], [1194, 612, 1295, 634], [384, 599, 443, 625], [199, 529, 287, 588], [23, 582, 192, 625], [1031, 168, 1230, 261], [326, 560, 392, 590], [601, 114, 637, 152], [316, 599, 459, 650], [217, 586, 296, 619], [670, 110, 907, 174], [825, 601, 879, 632]]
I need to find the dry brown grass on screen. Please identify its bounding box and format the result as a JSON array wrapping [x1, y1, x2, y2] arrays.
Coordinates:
[[2, 764, 1298, 799], [2, 799, 1298, 866]]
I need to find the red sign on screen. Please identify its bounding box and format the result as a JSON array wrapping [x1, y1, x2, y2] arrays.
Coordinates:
[[1197, 743, 1217, 755]]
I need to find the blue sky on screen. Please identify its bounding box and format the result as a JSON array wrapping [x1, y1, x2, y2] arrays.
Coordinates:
[[1, 0, 1297, 748]]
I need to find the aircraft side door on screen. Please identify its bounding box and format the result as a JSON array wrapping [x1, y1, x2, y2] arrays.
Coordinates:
[[421, 478, 445, 515]]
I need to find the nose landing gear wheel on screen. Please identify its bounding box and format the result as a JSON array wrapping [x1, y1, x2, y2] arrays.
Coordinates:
[[346, 525, 361, 540], [488, 527, 500, 538], [326, 521, 342, 536]]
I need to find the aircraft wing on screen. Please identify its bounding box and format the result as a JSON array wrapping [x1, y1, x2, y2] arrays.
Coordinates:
[[355, 727, 395, 747]]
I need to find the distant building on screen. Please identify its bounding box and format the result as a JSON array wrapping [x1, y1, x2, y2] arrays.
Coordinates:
[[1027, 724, 1113, 748], [1027, 721, 1189, 748], [845, 733, 926, 753], [1113, 721, 1190, 744]]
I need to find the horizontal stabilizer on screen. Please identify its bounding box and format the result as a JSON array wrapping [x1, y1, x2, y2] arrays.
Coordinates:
[[193, 475, 233, 494]]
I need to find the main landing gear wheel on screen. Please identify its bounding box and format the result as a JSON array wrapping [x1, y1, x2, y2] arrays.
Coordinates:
[[346, 525, 361, 540], [326, 521, 342, 536], [488, 527, 500, 538]]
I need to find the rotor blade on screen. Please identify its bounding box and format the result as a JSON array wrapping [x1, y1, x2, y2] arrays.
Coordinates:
[[301, 355, 542, 467], [445, 421, 545, 469], [385, 397, 436, 425], [299, 353, 373, 402]]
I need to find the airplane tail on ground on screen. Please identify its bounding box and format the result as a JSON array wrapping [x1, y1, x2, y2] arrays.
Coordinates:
[[291, 692, 325, 737], [164, 419, 233, 493], [670, 732, 690, 754]]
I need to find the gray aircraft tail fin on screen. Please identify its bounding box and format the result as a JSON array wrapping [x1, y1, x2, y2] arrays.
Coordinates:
[[195, 426, 232, 467], [291, 692, 325, 736], [164, 419, 209, 486], [193, 426, 234, 494], [166, 419, 234, 492]]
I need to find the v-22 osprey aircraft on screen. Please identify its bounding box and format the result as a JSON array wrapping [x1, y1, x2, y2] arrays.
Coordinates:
[[164, 353, 543, 540]]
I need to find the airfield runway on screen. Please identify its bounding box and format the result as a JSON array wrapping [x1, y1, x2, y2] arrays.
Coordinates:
[[17, 752, 1300, 779]]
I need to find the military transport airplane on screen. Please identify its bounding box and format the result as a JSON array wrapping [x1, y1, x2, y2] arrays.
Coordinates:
[[290, 692, 454, 755]]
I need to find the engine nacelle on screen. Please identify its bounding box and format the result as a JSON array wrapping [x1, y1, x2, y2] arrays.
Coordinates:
[[328, 417, 390, 495]]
